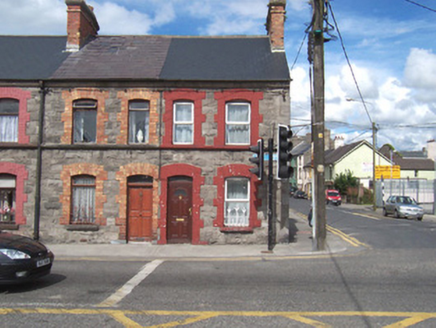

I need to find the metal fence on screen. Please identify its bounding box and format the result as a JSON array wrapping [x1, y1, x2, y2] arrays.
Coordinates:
[[376, 179, 436, 214]]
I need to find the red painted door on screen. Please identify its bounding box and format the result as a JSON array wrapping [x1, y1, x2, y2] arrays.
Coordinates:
[[128, 186, 153, 242], [167, 177, 193, 244]]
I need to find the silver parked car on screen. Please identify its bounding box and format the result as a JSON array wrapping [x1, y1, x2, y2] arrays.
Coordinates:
[[383, 196, 424, 221]]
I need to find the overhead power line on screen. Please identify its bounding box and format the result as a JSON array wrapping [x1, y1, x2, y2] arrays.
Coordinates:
[[327, 1, 373, 125], [405, 0, 436, 13], [290, 33, 307, 71]]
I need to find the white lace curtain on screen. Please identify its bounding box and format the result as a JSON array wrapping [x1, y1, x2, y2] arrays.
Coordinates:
[[226, 103, 250, 144], [0, 116, 18, 142], [225, 178, 249, 227], [174, 103, 193, 144], [71, 176, 95, 224]]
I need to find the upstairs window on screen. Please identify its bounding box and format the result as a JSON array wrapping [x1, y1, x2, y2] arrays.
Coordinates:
[[73, 99, 97, 143], [173, 102, 194, 144], [224, 178, 249, 227], [129, 100, 149, 144], [0, 99, 19, 143], [225, 102, 250, 145], [71, 175, 95, 224], [0, 174, 16, 223]]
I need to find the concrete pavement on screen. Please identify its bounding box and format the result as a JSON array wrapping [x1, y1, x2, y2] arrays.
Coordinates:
[[49, 203, 436, 261], [48, 203, 436, 260], [48, 207, 361, 261]]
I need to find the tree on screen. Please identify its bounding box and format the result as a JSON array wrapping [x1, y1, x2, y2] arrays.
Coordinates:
[[333, 170, 358, 195]]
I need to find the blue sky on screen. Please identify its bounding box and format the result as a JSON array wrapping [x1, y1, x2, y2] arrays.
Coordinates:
[[1, 0, 435, 152]]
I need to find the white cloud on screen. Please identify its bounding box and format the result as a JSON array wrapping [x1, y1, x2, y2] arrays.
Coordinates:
[[404, 48, 436, 102], [337, 65, 379, 101], [90, 2, 154, 35], [0, 0, 66, 35], [288, 56, 436, 151], [187, 0, 268, 35], [288, 0, 310, 12], [290, 66, 311, 132]]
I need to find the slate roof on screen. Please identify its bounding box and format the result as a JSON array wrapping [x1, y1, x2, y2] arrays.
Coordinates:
[[52, 36, 171, 80], [160, 37, 289, 81], [392, 156, 435, 170], [400, 150, 427, 159], [378, 145, 435, 171], [324, 141, 365, 165], [0, 36, 71, 80], [291, 140, 311, 156], [1, 35, 290, 82]]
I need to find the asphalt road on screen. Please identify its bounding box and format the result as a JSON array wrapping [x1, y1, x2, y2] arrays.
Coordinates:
[[1, 200, 436, 327]]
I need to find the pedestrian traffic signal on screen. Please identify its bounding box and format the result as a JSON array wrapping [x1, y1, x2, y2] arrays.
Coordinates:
[[249, 138, 264, 180], [277, 124, 293, 179]]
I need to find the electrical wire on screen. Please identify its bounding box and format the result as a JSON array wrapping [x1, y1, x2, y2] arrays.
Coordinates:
[[345, 130, 372, 143], [290, 33, 307, 71], [405, 0, 436, 13], [326, 1, 373, 125]]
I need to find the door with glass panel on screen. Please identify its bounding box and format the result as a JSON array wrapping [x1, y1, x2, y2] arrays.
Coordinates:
[[167, 176, 192, 243]]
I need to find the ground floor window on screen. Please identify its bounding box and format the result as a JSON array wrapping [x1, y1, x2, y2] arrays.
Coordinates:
[[224, 177, 249, 227], [0, 174, 15, 223], [71, 175, 95, 224]]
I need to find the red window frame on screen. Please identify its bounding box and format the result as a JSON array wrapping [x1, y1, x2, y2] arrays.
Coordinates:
[[214, 89, 263, 148], [163, 89, 206, 148], [213, 164, 261, 232]]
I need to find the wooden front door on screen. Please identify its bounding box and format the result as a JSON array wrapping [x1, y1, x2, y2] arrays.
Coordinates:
[[167, 177, 193, 244], [128, 185, 153, 242]]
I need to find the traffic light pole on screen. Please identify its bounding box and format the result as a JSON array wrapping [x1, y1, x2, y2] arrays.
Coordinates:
[[267, 137, 275, 251]]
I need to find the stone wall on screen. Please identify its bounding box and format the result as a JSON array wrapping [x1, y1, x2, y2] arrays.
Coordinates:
[[1, 85, 290, 245]]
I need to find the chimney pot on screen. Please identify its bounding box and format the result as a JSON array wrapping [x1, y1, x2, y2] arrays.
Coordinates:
[[65, 0, 99, 52], [266, 0, 286, 52]]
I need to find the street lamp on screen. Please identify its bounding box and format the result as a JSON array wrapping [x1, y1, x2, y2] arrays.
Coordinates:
[[346, 98, 377, 211]]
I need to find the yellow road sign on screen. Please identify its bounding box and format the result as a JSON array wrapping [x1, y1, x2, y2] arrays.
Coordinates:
[[375, 165, 400, 179]]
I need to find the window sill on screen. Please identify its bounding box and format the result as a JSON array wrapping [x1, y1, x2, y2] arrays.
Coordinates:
[[0, 223, 19, 230], [66, 225, 99, 232], [220, 227, 253, 233]]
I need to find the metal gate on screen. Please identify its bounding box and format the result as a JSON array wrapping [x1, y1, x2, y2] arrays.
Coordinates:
[[376, 179, 436, 214]]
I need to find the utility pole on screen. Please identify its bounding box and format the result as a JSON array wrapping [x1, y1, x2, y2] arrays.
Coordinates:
[[372, 121, 377, 211], [311, 0, 326, 250]]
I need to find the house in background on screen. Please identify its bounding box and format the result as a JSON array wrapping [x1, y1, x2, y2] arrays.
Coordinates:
[[290, 130, 333, 197], [379, 140, 435, 180], [324, 139, 392, 188], [291, 133, 393, 196], [290, 139, 311, 193], [0, 0, 290, 245]]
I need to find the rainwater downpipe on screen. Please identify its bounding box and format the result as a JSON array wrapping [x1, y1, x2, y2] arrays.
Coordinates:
[[33, 81, 47, 240]]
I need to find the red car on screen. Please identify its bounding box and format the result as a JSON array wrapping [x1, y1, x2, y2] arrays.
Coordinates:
[[326, 189, 341, 206]]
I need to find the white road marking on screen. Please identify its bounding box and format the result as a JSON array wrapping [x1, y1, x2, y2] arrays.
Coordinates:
[[96, 259, 163, 308]]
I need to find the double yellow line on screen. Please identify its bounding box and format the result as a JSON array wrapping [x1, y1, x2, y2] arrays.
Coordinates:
[[326, 225, 370, 248]]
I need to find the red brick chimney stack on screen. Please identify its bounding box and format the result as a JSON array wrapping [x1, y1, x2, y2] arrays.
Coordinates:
[[65, 0, 100, 52], [266, 0, 286, 52]]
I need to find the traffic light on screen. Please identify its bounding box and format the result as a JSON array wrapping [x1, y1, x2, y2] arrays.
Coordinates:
[[249, 138, 264, 180], [277, 124, 293, 179]]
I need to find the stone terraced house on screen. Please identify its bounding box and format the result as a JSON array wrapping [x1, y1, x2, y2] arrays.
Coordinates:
[[0, 0, 290, 245]]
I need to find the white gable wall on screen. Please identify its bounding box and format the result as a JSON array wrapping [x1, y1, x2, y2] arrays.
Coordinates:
[[331, 143, 391, 188]]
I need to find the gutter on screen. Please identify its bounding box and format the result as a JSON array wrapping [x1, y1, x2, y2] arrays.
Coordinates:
[[33, 81, 47, 240]]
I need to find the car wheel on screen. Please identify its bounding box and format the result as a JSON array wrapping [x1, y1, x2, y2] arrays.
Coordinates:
[[417, 216, 423, 221], [394, 210, 400, 218], [383, 208, 388, 216]]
